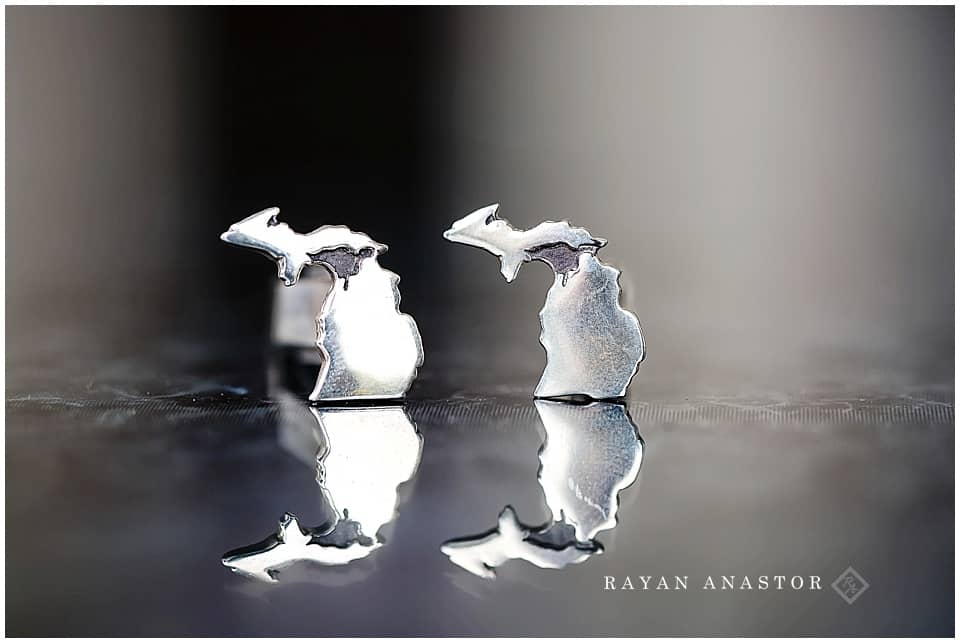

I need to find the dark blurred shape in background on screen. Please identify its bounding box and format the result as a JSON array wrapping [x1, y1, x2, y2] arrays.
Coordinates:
[[4, 8, 954, 638], [7, 6, 954, 394], [7, 7, 451, 349]]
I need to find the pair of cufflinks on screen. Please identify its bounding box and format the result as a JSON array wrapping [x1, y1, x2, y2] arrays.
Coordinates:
[[221, 203, 645, 400]]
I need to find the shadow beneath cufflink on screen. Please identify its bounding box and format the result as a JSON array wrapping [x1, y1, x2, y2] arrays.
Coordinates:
[[534, 393, 626, 404]]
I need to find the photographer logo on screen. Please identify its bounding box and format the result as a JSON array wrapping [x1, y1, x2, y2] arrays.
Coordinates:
[[831, 566, 869, 604]]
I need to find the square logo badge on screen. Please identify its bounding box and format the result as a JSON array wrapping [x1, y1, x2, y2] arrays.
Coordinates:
[[832, 566, 870, 604]]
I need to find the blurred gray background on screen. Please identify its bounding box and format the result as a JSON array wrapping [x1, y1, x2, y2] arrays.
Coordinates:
[[7, 6, 953, 396], [435, 6, 954, 396], [6, 6, 954, 637]]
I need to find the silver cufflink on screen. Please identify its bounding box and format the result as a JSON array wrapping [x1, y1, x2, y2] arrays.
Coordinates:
[[444, 204, 645, 399], [221, 207, 424, 402]]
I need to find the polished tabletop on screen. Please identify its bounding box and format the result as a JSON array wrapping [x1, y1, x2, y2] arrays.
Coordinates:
[[5, 314, 953, 637]]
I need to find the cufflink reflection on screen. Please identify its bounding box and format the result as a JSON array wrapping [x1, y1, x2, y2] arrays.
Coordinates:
[[440, 400, 643, 579], [222, 396, 422, 583]]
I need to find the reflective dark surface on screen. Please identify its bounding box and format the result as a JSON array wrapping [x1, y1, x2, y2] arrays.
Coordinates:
[[6, 5, 953, 637], [221, 400, 422, 582], [6, 326, 953, 636], [440, 400, 643, 578]]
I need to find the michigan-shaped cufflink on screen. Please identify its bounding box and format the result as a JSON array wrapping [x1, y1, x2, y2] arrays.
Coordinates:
[[221, 207, 423, 402], [444, 204, 644, 399]]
